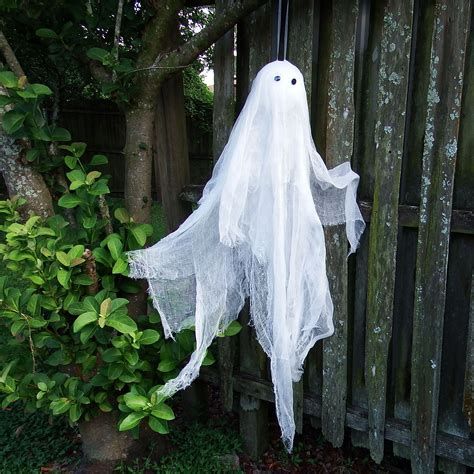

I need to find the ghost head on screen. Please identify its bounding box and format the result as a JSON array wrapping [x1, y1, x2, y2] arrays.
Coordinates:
[[128, 60, 364, 452]]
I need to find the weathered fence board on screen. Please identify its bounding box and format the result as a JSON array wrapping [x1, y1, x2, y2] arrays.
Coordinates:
[[363, 0, 413, 463], [316, 0, 359, 449], [287, 0, 317, 436], [410, 1, 470, 472], [464, 274, 474, 430], [214, 0, 237, 414], [237, 1, 273, 459]]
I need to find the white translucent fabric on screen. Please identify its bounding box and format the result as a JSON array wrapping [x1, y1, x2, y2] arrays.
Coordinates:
[[128, 60, 365, 452]]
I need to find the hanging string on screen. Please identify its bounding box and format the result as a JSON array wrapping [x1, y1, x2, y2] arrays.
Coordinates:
[[275, 0, 290, 61]]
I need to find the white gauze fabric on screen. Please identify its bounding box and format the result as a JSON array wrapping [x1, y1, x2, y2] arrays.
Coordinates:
[[128, 60, 365, 452]]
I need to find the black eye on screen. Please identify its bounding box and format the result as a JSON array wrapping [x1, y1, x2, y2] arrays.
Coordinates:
[[274, 75, 281, 81], [291, 78, 297, 85]]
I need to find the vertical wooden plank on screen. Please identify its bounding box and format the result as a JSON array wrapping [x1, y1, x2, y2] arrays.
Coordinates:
[[320, 0, 359, 449], [364, 0, 413, 463], [237, 1, 273, 458], [410, 2, 471, 472], [214, 0, 237, 414], [154, 73, 191, 233], [286, 0, 316, 436], [305, 0, 323, 431], [464, 274, 474, 431], [239, 306, 269, 459], [350, 0, 371, 449]]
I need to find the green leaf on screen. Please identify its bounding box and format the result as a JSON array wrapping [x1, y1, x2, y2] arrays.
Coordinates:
[[69, 180, 84, 191], [100, 298, 112, 317], [87, 48, 110, 62], [69, 404, 82, 423], [50, 398, 71, 415], [72, 142, 87, 157], [112, 258, 128, 275], [107, 236, 123, 261], [124, 350, 139, 366], [223, 321, 242, 337], [68, 244, 85, 259], [202, 351, 215, 366], [118, 412, 146, 431], [140, 329, 160, 345], [80, 324, 96, 344], [130, 225, 149, 246], [66, 169, 85, 183], [106, 313, 137, 334], [28, 275, 45, 285], [114, 208, 130, 224], [101, 348, 122, 363], [57, 268, 71, 288], [26, 149, 40, 162], [0, 71, 17, 88], [56, 251, 70, 266], [36, 28, 58, 39], [31, 127, 51, 141], [82, 216, 97, 229], [89, 154, 108, 166], [58, 194, 82, 209], [30, 83, 53, 96], [123, 393, 148, 411], [17, 87, 38, 99], [3, 110, 25, 134], [0, 94, 13, 107], [45, 350, 71, 366], [50, 127, 71, 141], [107, 363, 123, 380], [148, 416, 169, 434], [157, 359, 177, 373], [151, 403, 175, 421], [85, 171, 101, 184], [64, 155, 77, 169], [73, 311, 98, 333], [75, 274, 94, 286], [111, 298, 128, 313]]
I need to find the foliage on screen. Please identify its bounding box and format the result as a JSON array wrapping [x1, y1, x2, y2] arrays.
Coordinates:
[[0, 72, 240, 435], [0, 403, 79, 473], [116, 421, 242, 474], [0, 2, 215, 105], [183, 66, 214, 134]]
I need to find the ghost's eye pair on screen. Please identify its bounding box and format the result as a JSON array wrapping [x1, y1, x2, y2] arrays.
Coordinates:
[[273, 75, 297, 85]]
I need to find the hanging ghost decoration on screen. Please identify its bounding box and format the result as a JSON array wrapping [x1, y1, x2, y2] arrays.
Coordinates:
[[128, 60, 365, 452]]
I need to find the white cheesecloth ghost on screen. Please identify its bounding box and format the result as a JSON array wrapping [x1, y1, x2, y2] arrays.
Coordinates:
[[128, 60, 365, 452]]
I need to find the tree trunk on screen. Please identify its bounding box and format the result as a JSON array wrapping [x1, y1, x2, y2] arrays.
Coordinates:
[[0, 132, 54, 218], [123, 106, 155, 224]]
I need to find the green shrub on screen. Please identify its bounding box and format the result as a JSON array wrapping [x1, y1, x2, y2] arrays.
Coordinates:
[[0, 70, 240, 437]]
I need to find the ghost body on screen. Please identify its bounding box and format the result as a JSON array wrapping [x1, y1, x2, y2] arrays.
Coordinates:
[[128, 60, 365, 451]]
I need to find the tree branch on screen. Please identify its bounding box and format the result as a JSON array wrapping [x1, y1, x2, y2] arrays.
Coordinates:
[[158, 0, 268, 74], [0, 30, 25, 77], [112, 0, 125, 82]]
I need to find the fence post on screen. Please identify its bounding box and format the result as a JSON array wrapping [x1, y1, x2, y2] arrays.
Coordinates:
[[410, 2, 470, 472], [363, 0, 414, 463], [316, 0, 359, 449], [236, 1, 273, 459], [214, 0, 237, 414]]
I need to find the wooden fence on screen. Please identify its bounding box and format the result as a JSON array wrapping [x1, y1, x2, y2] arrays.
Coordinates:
[[182, 0, 473, 472], [58, 100, 213, 198]]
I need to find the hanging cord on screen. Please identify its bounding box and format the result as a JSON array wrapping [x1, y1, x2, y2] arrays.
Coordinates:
[[275, 0, 290, 61]]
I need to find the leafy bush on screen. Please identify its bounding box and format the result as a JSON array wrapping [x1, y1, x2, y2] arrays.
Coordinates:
[[0, 70, 240, 436]]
